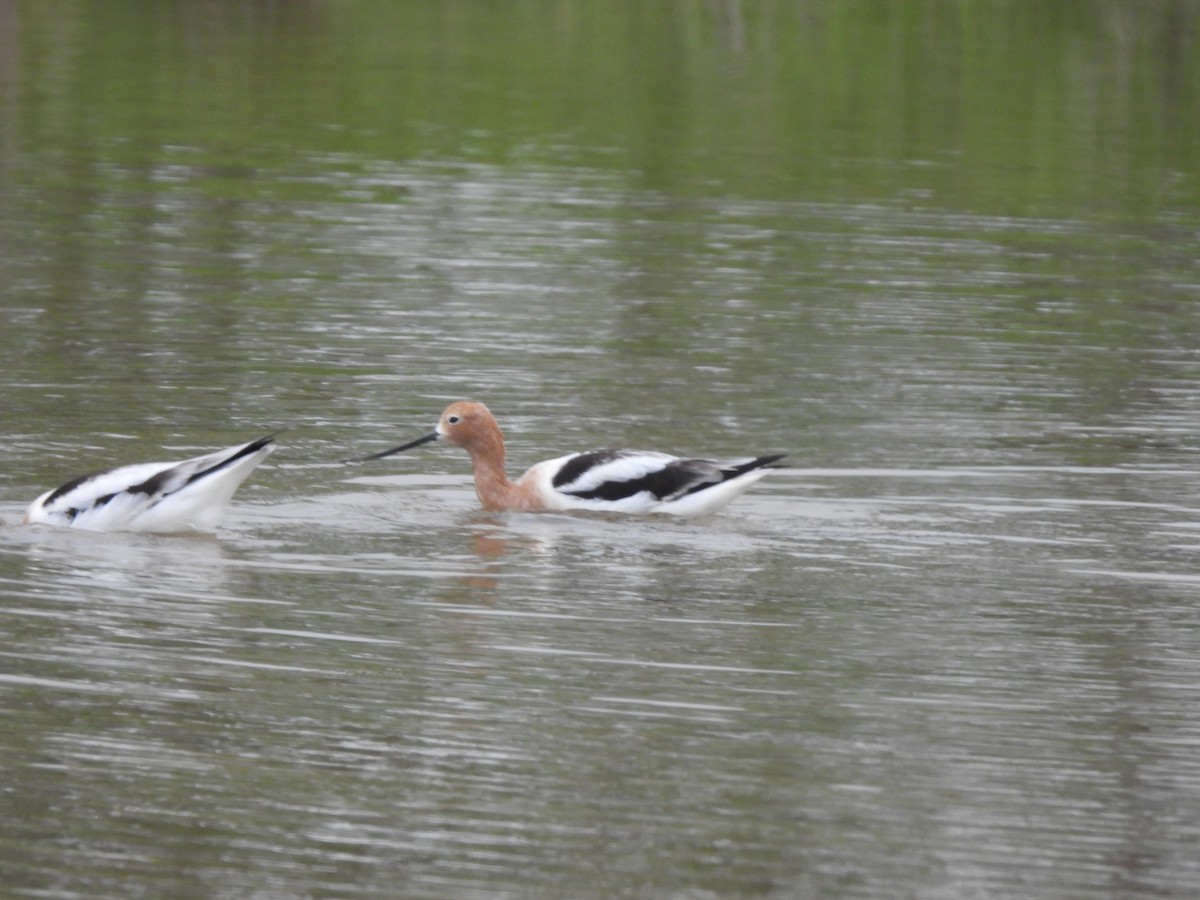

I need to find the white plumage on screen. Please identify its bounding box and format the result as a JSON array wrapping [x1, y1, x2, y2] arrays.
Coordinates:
[[24, 436, 275, 533]]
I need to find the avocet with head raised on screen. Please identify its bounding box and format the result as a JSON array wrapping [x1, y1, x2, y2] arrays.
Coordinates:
[[347, 402, 783, 516], [24, 435, 275, 533]]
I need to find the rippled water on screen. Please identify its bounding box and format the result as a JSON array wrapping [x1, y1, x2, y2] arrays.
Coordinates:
[[5, 154, 1200, 897], [7, 455, 1200, 896], [4, 3, 1200, 898]]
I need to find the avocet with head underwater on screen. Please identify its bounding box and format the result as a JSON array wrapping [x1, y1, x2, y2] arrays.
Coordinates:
[[24, 435, 276, 533]]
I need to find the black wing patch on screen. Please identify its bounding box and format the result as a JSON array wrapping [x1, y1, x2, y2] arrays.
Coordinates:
[[566, 459, 716, 502], [557, 451, 786, 503], [178, 434, 276, 490], [41, 435, 277, 509], [724, 454, 787, 477], [127, 434, 277, 498]]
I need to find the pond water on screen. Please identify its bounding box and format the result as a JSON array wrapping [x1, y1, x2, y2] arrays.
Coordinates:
[[2, 2, 1200, 897]]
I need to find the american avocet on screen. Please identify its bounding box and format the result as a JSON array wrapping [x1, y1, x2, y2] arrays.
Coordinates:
[[347, 402, 784, 516], [24, 435, 275, 533]]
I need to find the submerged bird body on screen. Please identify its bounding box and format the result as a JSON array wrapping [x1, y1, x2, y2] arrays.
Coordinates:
[[352, 402, 783, 516], [24, 435, 275, 533]]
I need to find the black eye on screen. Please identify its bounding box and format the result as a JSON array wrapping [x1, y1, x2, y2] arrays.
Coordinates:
[[447, 415, 461, 425]]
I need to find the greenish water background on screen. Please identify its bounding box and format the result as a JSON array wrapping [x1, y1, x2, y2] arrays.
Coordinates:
[[2, 2, 1200, 897]]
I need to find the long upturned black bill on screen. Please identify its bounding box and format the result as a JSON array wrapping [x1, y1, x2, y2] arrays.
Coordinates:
[[344, 430, 439, 464]]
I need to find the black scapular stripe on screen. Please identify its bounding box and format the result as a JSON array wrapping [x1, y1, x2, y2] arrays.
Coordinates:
[[42, 472, 100, 507], [551, 449, 622, 489]]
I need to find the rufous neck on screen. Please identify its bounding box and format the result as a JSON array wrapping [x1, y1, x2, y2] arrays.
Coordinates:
[[464, 432, 514, 509]]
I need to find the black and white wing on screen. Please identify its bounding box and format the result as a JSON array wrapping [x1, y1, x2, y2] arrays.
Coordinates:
[[25, 435, 275, 532], [535, 449, 785, 515]]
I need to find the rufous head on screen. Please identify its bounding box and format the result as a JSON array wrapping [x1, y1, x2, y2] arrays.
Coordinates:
[[344, 400, 502, 464], [436, 401, 499, 449]]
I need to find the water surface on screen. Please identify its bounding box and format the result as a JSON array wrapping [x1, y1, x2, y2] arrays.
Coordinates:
[[2, 3, 1200, 898]]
